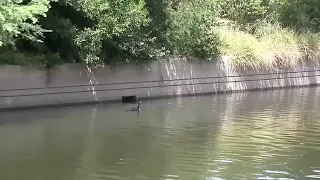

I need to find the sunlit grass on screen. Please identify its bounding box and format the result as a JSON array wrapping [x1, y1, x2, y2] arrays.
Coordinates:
[[216, 21, 320, 70]]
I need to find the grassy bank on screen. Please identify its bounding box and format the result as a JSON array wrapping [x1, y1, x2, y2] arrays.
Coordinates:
[[216, 22, 320, 70]]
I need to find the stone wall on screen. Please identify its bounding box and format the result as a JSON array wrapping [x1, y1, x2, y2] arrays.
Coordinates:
[[1, 58, 320, 109]]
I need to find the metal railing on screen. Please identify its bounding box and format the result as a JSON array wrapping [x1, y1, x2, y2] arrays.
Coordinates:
[[0, 69, 319, 98]]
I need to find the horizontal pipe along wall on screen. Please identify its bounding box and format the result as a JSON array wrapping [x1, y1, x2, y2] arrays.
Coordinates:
[[0, 59, 320, 109]]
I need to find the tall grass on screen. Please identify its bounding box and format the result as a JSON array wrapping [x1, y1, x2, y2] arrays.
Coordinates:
[[216, 21, 320, 70]]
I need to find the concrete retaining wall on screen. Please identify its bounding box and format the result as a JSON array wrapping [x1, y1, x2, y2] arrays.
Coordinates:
[[1, 58, 320, 109]]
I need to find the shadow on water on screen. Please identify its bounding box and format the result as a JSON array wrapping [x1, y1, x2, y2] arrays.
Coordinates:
[[1, 87, 320, 179]]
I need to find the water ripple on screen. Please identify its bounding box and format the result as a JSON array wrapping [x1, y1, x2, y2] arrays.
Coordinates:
[[2, 88, 320, 180]]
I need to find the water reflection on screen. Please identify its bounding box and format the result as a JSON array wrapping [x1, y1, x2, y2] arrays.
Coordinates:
[[1, 87, 320, 180]]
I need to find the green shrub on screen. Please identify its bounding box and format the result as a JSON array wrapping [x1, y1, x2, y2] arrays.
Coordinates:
[[169, 0, 220, 58], [0, 47, 62, 68]]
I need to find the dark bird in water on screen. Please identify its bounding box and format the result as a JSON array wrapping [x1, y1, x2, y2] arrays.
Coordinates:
[[129, 101, 141, 111]]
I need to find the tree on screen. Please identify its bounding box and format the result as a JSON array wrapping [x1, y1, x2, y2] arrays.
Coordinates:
[[277, 0, 320, 32], [0, 0, 52, 46], [216, 0, 267, 25], [71, 0, 154, 66], [169, 0, 220, 58]]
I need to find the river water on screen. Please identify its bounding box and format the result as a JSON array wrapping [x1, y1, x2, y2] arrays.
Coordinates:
[[1, 87, 320, 180]]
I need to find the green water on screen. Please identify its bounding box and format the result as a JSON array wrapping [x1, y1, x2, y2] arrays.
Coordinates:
[[2, 87, 320, 180]]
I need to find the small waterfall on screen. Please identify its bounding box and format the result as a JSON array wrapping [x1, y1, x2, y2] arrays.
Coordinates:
[[85, 65, 100, 102], [219, 56, 246, 92], [169, 60, 183, 95], [286, 63, 310, 88], [164, 63, 174, 96], [188, 64, 201, 94], [164, 60, 185, 96], [164, 58, 202, 96]]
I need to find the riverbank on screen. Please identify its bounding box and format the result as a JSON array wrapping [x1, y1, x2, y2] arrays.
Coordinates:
[[1, 57, 320, 110], [216, 23, 320, 70]]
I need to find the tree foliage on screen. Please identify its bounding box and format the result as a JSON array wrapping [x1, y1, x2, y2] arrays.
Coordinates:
[[0, 0, 51, 46], [169, 0, 220, 58], [277, 0, 320, 32], [216, 0, 267, 25], [1, 0, 320, 67]]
